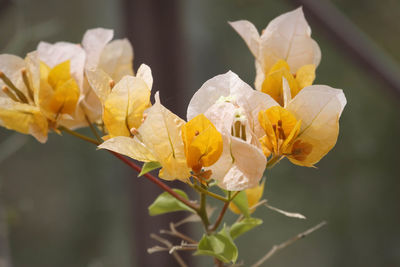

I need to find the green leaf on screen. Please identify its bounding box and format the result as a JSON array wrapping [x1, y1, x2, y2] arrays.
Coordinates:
[[148, 189, 195, 216], [230, 217, 263, 239], [139, 161, 162, 177], [231, 191, 250, 217], [195, 225, 238, 263]]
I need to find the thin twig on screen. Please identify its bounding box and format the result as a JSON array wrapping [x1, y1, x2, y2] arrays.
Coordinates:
[[251, 221, 327, 267], [83, 112, 102, 142], [160, 223, 197, 244], [190, 183, 228, 202], [149, 234, 188, 267], [59, 126, 100, 145]]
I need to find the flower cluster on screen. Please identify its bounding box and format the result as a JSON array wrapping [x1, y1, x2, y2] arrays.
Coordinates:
[[0, 7, 347, 264], [0, 7, 346, 193]]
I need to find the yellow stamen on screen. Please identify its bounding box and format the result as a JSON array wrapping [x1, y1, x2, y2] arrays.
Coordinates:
[[21, 68, 34, 102], [2, 86, 19, 102]]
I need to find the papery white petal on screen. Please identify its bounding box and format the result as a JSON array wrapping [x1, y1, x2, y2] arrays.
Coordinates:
[[0, 54, 27, 97], [82, 28, 113, 69], [136, 64, 153, 90], [212, 137, 266, 191], [229, 20, 260, 58], [287, 85, 346, 166], [99, 39, 134, 82], [260, 7, 321, 73]]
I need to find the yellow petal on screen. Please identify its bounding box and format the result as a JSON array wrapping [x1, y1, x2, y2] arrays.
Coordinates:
[[261, 61, 298, 106], [0, 99, 48, 143], [39, 61, 80, 119], [98, 136, 156, 162], [295, 64, 316, 92], [103, 76, 151, 137], [181, 114, 223, 172], [86, 68, 112, 104], [138, 92, 190, 181], [286, 85, 346, 166]]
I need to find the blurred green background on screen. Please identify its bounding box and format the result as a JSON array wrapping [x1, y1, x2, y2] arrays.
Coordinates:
[[0, 0, 399, 266]]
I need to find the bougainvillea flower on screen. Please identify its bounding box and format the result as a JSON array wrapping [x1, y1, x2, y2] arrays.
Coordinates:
[[187, 71, 269, 191], [258, 83, 346, 167], [181, 114, 223, 174], [99, 92, 191, 181], [229, 182, 265, 214], [34, 42, 86, 128], [230, 7, 321, 93], [87, 64, 152, 138], [0, 54, 48, 142]]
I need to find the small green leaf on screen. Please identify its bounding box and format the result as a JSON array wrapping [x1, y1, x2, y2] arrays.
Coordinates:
[[139, 161, 162, 177], [148, 189, 195, 216], [195, 225, 238, 263], [231, 191, 250, 217], [230, 217, 263, 239]]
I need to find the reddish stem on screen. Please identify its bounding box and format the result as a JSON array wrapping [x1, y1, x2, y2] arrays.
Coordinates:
[[110, 152, 199, 211], [209, 201, 229, 232]]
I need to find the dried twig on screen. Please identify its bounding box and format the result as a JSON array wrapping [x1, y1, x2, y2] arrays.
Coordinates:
[[251, 221, 327, 267], [149, 234, 188, 267], [160, 223, 197, 244]]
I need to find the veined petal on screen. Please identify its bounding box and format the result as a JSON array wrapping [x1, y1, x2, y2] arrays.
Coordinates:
[[103, 76, 151, 137], [98, 136, 156, 162], [82, 28, 114, 69], [136, 64, 153, 90], [0, 98, 48, 143], [260, 7, 321, 74], [99, 39, 134, 82], [214, 137, 266, 191], [286, 85, 346, 166], [139, 92, 190, 181], [229, 20, 260, 58], [86, 68, 113, 104]]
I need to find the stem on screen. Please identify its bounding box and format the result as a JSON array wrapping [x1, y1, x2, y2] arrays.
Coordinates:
[[111, 152, 199, 212], [210, 191, 240, 232], [59, 126, 100, 145], [196, 185, 210, 232], [84, 113, 102, 142], [191, 184, 228, 202], [266, 155, 283, 169]]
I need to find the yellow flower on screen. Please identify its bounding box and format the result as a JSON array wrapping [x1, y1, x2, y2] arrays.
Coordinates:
[[230, 7, 321, 92], [35, 41, 87, 129], [87, 64, 152, 138], [0, 54, 48, 142], [99, 92, 191, 181], [258, 84, 346, 167], [181, 114, 223, 173], [229, 182, 265, 214]]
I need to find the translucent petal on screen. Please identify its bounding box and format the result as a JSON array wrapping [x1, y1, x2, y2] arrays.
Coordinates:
[[286, 85, 346, 166]]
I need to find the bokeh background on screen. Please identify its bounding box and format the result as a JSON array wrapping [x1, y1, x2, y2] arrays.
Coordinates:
[[0, 0, 399, 266]]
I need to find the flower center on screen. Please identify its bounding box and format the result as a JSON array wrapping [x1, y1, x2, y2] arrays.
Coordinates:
[[258, 106, 301, 157]]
